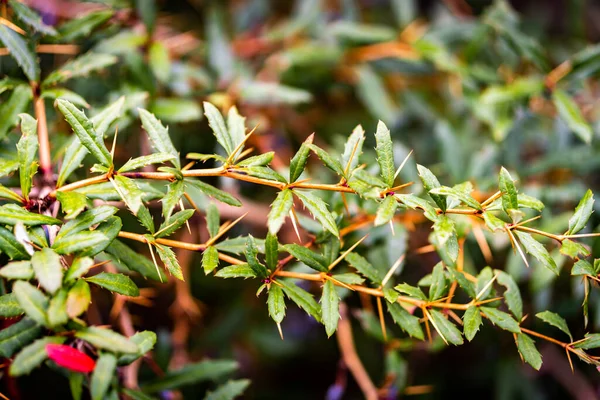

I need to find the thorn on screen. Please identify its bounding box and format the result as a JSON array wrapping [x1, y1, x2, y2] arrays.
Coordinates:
[[376, 297, 387, 342], [381, 254, 405, 287], [277, 322, 284, 340], [290, 208, 302, 242], [328, 234, 368, 271], [110, 125, 119, 161], [147, 242, 163, 283], [204, 212, 248, 247], [179, 199, 191, 234], [394, 149, 413, 180]]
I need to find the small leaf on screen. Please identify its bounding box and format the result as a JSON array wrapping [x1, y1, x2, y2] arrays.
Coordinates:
[[0, 293, 24, 317], [495, 271, 523, 320], [157, 209, 194, 238], [429, 263, 447, 301], [514, 231, 559, 275], [0, 318, 41, 358], [105, 240, 165, 281], [572, 259, 595, 276], [227, 106, 246, 159], [516, 334, 542, 370], [321, 280, 340, 337], [499, 167, 519, 221], [429, 186, 482, 210], [86, 272, 140, 297], [0, 226, 29, 260], [17, 114, 38, 200], [215, 264, 256, 279], [148, 41, 170, 83], [346, 252, 383, 285], [394, 283, 427, 300], [9, 336, 65, 376], [186, 179, 241, 207], [66, 280, 91, 318], [245, 236, 268, 278], [43, 52, 117, 87], [75, 327, 139, 354], [31, 248, 63, 295], [56, 191, 88, 219], [0, 260, 33, 280], [463, 306, 482, 342], [536, 311, 572, 340], [111, 175, 143, 215], [289, 135, 313, 183], [341, 125, 365, 174], [387, 302, 424, 340], [294, 191, 339, 237], [13, 281, 48, 326], [374, 121, 395, 187], [204, 379, 251, 400], [268, 189, 293, 234], [374, 195, 398, 226], [64, 257, 94, 283], [264, 233, 278, 271], [280, 280, 322, 323], [46, 344, 96, 373], [306, 144, 344, 176], [284, 244, 328, 273], [161, 180, 184, 220], [203, 102, 234, 155], [91, 353, 117, 400], [553, 89, 592, 144], [483, 212, 506, 232], [0, 25, 39, 81], [429, 309, 463, 345], [118, 331, 157, 366], [416, 164, 446, 211], [8, 0, 57, 35], [47, 288, 69, 327], [267, 284, 286, 324], [480, 306, 521, 333], [574, 333, 600, 349], [0, 85, 31, 140], [155, 244, 183, 280], [118, 153, 176, 173], [560, 239, 590, 259], [567, 189, 594, 235], [141, 359, 238, 393], [0, 204, 61, 226], [139, 109, 180, 169], [236, 152, 274, 167], [202, 246, 219, 275]]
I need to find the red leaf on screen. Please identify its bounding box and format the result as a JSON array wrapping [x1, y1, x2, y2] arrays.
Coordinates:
[[45, 344, 96, 373]]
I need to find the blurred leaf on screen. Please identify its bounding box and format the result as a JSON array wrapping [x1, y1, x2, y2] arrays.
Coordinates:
[[553, 90, 592, 144], [202, 246, 220, 275], [0, 25, 39, 81], [204, 379, 251, 400], [239, 81, 312, 105], [86, 272, 140, 297], [66, 280, 91, 318], [0, 85, 31, 140], [9, 336, 65, 376], [9, 0, 57, 35], [0, 260, 33, 280], [91, 353, 117, 400], [572, 259, 595, 276], [118, 331, 157, 366], [16, 114, 38, 200], [13, 281, 48, 326], [47, 289, 68, 327], [135, 0, 156, 34], [354, 65, 398, 124], [142, 360, 238, 393], [516, 333, 542, 370], [328, 21, 396, 44], [0, 318, 41, 358], [560, 239, 590, 259], [76, 327, 139, 354], [0, 226, 30, 259], [567, 189, 594, 235], [59, 10, 114, 41], [151, 98, 202, 123], [43, 53, 117, 87], [31, 248, 63, 294], [0, 293, 24, 317]]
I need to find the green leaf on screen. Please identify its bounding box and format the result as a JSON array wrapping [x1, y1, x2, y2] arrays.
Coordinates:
[[204, 379, 251, 400], [0, 204, 60, 226], [41, 87, 89, 108], [387, 302, 424, 340], [9, 336, 65, 376], [289, 135, 313, 182], [118, 153, 176, 173], [294, 191, 339, 237], [186, 179, 242, 207], [53, 224, 116, 256], [13, 281, 48, 326], [66, 280, 91, 318], [572, 259, 595, 276], [429, 263, 447, 301], [499, 167, 519, 220], [483, 211, 506, 232], [496, 271, 523, 320], [480, 306, 521, 333], [148, 41, 170, 83], [553, 89, 593, 144], [43, 52, 117, 87], [56, 205, 118, 241], [346, 252, 383, 285], [0, 25, 39, 81], [236, 152, 274, 167], [161, 180, 184, 220], [245, 236, 268, 278], [0, 184, 23, 203], [111, 176, 143, 215], [448, 269, 476, 299], [215, 264, 256, 279], [516, 333, 542, 370], [31, 248, 63, 295], [574, 333, 600, 349], [264, 233, 278, 271], [86, 272, 140, 297], [105, 240, 165, 281], [374, 195, 398, 226], [139, 108, 180, 169], [0, 84, 31, 140], [514, 231, 559, 275], [416, 164, 446, 211], [567, 189, 594, 235], [431, 215, 456, 249], [227, 106, 246, 160], [56, 191, 88, 220], [155, 244, 183, 280], [374, 121, 395, 186], [118, 331, 157, 366], [268, 189, 293, 234], [394, 283, 427, 300], [536, 311, 572, 340], [518, 193, 544, 212], [428, 309, 463, 345], [280, 279, 322, 323], [463, 306, 482, 342], [429, 186, 482, 210], [306, 144, 344, 176], [321, 280, 340, 337], [47, 288, 68, 327], [243, 166, 287, 183], [0, 260, 33, 280], [341, 125, 365, 174], [202, 246, 219, 275], [59, 9, 113, 41], [9, 0, 57, 35], [142, 360, 238, 393], [0, 318, 42, 358], [16, 114, 38, 200], [57, 100, 112, 167], [91, 353, 117, 400], [0, 293, 24, 317], [151, 98, 202, 123], [0, 226, 29, 260], [284, 244, 328, 273], [203, 102, 234, 155], [560, 239, 590, 259], [396, 193, 439, 222], [268, 284, 286, 325], [76, 327, 139, 354]]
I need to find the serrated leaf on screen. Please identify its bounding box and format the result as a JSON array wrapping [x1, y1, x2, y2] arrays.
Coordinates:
[[41, 87, 89, 107], [321, 280, 340, 337], [463, 306, 482, 341], [518, 193, 544, 211], [141, 360, 238, 393], [284, 244, 328, 273], [499, 167, 519, 221], [448, 268, 476, 299], [572, 259, 595, 276], [553, 89, 592, 144], [57, 99, 113, 167], [394, 283, 427, 300], [214, 264, 256, 279], [16, 114, 38, 200], [374, 121, 395, 186], [264, 233, 278, 271], [118, 153, 176, 173], [0, 226, 29, 260], [9, 0, 57, 35], [91, 353, 117, 400], [396, 194, 439, 222], [268, 189, 293, 234], [86, 272, 140, 297], [429, 263, 447, 301], [268, 284, 286, 324], [0, 204, 61, 226], [157, 209, 194, 238], [480, 306, 521, 333], [245, 236, 268, 278], [13, 281, 48, 326], [374, 195, 398, 226], [428, 309, 463, 345], [341, 125, 365, 174], [53, 217, 121, 257], [495, 270, 523, 320], [429, 186, 482, 210], [105, 240, 165, 281], [59, 9, 113, 41], [560, 239, 590, 259], [66, 280, 91, 318], [280, 279, 321, 322], [346, 252, 383, 285], [294, 191, 339, 237], [186, 179, 241, 207], [56, 205, 118, 241], [0, 25, 39, 81], [43, 52, 117, 87], [516, 333, 542, 370], [161, 179, 184, 220], [202, 246, 219, 275], [236, 152, 274, 167], [289, 135, 313, 182], [306, 144, 344, 176], [514, 231, 559, 275], [0, 293, 24, 317], [387, 302, 424, 340], [47, 288, 68, 327], [416, 164, 446, 211], [0, 260, 33, 280], [0, 318, 42, 358], [203, 102, 234, 155], [536, 311, 572, 341], [574, 333, 600, 349], [111, 175, 143, 215], [9, 336, 65, 376], [0, 84, 31, 140], [243, 166, 287, 183], [31, 248, 63, 294], [227, 106, 246, 160], [76, 327, 139, 354], [483, 211, 506, 231], [155, 244, 183, 280], [56, 191, 87, 220], [139, 108, 180, 169], [567, 189, 594, 235], [118, 331, 157, 366], [204, 379, 251, 400]]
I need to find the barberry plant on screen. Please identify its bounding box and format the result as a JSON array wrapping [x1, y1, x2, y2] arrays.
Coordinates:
[[1, 0, 600, 399]]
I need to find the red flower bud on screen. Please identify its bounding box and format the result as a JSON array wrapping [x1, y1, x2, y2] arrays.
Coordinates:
[[45, 344, 96, 373]]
